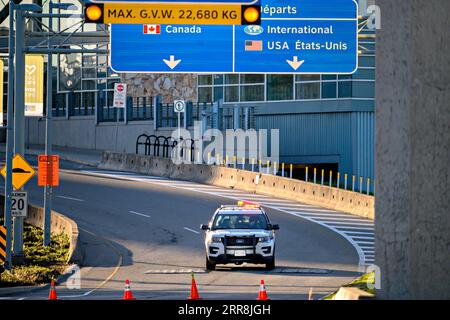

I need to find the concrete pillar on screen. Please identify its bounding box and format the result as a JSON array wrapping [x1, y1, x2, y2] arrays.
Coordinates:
[[375, 0, 450, 299]]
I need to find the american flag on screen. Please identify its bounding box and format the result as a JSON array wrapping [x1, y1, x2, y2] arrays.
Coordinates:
[[245, 40, 263, 51]]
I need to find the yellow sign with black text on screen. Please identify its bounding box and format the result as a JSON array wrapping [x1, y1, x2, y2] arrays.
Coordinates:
[[103, 4, 243, 25], [0, 154, 36, 190], [25, 55, 44, 117]]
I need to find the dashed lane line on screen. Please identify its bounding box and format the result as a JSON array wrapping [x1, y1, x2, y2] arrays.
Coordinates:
[[56, 195, 85, 202], [129, 210, 151, 218], [184, 227, 200, 234]]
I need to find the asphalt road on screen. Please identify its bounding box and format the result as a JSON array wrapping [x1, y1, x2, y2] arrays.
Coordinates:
[[0, 155, 366, 300]]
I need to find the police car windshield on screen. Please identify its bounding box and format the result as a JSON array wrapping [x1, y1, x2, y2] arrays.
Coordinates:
[[212, 213, 268, 230]]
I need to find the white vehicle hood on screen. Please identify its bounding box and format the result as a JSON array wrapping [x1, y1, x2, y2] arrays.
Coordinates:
[[209, 229, 271, 238]]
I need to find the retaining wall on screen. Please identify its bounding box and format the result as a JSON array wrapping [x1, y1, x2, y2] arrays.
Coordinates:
[[100, 151, 375, 219]]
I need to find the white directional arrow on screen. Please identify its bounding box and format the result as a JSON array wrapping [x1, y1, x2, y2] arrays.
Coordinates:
[[163, 55, 182, 70], [286, 56, 305, 71]]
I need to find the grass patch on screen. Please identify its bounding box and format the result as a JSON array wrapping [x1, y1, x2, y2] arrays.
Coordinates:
[[322, 272, 375, 300], [0, 222, 70, 287]]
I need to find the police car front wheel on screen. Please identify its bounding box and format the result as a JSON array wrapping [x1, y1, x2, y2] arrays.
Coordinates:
[[206, 257, 216, 271]]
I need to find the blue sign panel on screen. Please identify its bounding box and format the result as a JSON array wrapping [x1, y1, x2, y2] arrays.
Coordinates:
[[110, 0, 358, 74], [87, 0, 258, 3]]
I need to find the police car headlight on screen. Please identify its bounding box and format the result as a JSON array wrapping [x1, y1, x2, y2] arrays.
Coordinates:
[[212, 237, 222, 243], [258, 236, 272, 243]]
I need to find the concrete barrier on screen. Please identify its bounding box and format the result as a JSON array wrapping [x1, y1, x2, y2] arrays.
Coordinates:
[[100, 151, 374, 220], [0, 196, 82, 264]]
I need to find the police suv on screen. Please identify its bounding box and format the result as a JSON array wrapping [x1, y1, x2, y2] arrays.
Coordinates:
[[200, 201, 279, 271]]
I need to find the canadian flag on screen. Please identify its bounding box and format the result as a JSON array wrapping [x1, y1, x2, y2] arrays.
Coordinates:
[[143, 24, 161, 35]]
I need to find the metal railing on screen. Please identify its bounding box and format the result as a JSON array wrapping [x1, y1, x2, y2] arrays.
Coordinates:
[[136, 134, 196, 161]]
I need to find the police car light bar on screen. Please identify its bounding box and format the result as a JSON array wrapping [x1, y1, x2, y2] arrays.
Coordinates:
[[237, 200, 261, 208]]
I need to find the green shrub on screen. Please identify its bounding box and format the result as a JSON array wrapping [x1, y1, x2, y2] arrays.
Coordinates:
[[0, 223, 70, 287]]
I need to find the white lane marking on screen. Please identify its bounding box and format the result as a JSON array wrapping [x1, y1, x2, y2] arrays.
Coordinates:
[[335, 226, 375, 230], [324, 221, 374, 227], [355, 241, 375, 245], [129, 210, 151, 218], [297, 213, 371, 221], [184, 227, 200, 234], [311, 217, 374, 224], [344, 231, 374, 236], [56, 195, 84, 202]]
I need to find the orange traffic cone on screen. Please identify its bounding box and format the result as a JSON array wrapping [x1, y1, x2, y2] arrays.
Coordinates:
[[257, 280, 269, 300], [188, 272, 201, 300], [48, 279, 58, 300], [121, 279, 136, 300]]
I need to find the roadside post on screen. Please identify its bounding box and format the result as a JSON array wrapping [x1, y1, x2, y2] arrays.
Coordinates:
[[174, 100, 186, 143]]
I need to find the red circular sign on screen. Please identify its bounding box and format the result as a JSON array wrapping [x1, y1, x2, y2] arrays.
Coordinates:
[[117, 84, 124, 92]]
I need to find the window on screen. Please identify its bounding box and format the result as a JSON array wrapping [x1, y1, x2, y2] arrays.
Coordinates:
[[198, 87, 212, 103], [225, 86, 239, 102], [214, 86, 223, 101], [225, 74, 239, 85], [338, 81, 352, 98], [240, 85, 264, 102], [267, 75, 293, 101], [198, 75, 212, 85], [322, 82, 337, 98], [296, 74, 320, 82], [352, 81, 375, 98], [240, 74, 264, 84], [197, 66, 375, 102], [296, 83, 320, 100]]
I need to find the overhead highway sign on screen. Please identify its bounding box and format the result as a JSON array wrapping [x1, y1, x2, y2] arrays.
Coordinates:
[[110, 0, 358, 73]]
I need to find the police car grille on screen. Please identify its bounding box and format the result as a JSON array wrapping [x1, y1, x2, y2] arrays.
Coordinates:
[[225, 236, 257, 246]]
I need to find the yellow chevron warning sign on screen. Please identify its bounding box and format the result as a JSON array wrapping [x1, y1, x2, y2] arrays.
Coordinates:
[[1, 154, 36, 190], [0, 226, 6, 263]]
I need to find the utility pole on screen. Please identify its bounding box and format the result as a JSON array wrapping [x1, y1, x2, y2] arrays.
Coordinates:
[[3, 0, 16, 270]]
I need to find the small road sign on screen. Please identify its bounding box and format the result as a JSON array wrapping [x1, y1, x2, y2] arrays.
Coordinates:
[[38, 155, 60, 187], [11, 192, 28, 218], [0, 154, 36, 190], [174, 100, 186, 113], [113, 83, 127, 108], [0, 226, 6, 263]]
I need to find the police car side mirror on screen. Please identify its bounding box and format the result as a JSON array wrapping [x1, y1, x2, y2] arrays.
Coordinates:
[[200, 224, 209, 230], [272, 224, 280, 230]]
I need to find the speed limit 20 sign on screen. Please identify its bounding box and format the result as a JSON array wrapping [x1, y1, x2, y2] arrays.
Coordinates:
[[11, 191, 28, 217]]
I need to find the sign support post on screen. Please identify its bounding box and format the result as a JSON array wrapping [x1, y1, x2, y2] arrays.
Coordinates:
[[13, 7, 26, 257], [43, 0, 54, 246]]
